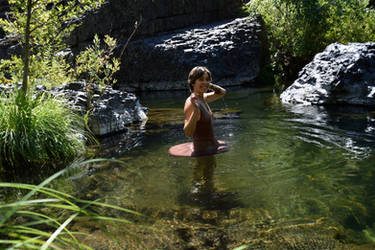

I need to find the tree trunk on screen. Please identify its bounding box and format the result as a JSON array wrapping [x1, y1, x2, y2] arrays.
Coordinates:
[[21, 0, 32, 95]]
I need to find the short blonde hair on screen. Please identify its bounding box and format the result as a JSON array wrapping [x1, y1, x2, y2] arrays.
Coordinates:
[[188, 66, 212, 92]]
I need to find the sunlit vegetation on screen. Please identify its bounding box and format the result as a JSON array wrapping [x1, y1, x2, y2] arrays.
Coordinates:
[[245, 0, 375, 90], [0, 91, 86, 169], [0, 0, 121, 169]]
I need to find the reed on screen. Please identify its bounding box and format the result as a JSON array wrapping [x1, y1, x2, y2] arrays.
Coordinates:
[[0, 159, 145, 249], [0, 90, 86, 169]]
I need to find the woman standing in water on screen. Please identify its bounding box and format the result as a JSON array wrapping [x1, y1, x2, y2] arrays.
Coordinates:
[[184, 66, 228, 154], [169, 66, 229, 201], [168, 66, 229, 157]]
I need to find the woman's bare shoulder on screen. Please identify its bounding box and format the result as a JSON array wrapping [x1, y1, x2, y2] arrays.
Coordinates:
[[184, 96, 192, 111]]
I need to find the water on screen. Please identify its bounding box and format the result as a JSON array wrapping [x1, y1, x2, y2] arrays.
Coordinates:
[[51, 87, 375, 247]]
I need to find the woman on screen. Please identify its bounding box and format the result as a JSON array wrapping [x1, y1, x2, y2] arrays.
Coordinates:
[[169, 66, 229, 157]]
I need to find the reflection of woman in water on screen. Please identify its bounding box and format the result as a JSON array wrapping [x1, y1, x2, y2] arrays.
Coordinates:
[[168, 66, 229, 157]]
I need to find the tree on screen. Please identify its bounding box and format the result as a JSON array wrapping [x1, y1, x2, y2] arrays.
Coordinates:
[[0, 0, 104, 95], [0, 0, 105, 169]]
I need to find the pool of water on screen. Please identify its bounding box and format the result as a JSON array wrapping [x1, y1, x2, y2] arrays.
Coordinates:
[[69, 87, 375, 248]]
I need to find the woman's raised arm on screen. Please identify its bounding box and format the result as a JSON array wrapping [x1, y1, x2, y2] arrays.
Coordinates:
[[204, 83, 226, 103]]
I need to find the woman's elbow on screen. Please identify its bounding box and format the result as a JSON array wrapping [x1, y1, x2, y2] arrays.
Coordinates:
[[184, 130, 193, 138]]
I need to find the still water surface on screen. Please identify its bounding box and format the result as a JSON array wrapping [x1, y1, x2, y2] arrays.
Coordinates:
[[77, 87, 375, 247]]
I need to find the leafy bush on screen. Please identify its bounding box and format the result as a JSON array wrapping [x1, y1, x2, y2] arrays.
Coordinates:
[[245, 0, 375, 90], [0, 91, 86, 169], [0, 54, 73, 88], [75, 34, 120, 88]]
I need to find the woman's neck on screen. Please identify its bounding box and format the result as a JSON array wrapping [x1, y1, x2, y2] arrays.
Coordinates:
[[193, 91, 204, 98]]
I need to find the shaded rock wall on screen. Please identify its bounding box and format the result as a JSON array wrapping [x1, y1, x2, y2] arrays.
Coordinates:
[[0, 0, 9, 38], [281, 43, 375, 106], [116, 16, 265, 91], [69, 0, 244, 49]]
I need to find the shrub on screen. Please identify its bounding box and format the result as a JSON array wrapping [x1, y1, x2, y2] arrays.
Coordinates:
[[245, 0, 375, 90], [0, 90, 86, 169]]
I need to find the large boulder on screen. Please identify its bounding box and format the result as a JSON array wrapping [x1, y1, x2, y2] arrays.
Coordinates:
[[281, 43, 375, 106], [116, 16, 265, 91], [69, 0, 243, 48], [51, 82, 147, 136], [1, 0, 244, 58]]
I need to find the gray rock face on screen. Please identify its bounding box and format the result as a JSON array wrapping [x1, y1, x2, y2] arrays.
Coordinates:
[[52, 82, 147, 136], [281, 43, 375, 106], [117, 16, 265, 91], [69, 0, 243, 48]]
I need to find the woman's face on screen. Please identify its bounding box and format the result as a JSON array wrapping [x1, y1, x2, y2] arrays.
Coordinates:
[[192, 72, 210, 94]]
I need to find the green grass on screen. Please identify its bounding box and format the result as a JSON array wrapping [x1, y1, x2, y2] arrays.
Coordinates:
[[0, 159, 146, 249], [0, 90, 86, 169]]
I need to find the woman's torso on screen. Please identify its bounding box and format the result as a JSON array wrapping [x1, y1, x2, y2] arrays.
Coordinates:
[[192, 98, 218, 151]]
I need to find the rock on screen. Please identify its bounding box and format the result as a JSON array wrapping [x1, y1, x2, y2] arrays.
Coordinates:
[[51, 82, 147, 136], [69, 0, 243, 48], [0, 35, 20, 60], [116, 16, 265, 91], [280, 43, 375, 106], [88, 86, 147, 136]]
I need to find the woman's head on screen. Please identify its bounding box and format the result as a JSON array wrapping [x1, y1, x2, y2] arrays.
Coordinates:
[[188, 66, 212, 92]]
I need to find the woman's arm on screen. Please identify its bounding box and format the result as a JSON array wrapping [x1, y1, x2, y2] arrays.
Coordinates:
[[204, 83, 226, 103], [184, 95, 200, 138]]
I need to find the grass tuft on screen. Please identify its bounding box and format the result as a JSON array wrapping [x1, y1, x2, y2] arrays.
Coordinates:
[[0, 90, 86, 169]]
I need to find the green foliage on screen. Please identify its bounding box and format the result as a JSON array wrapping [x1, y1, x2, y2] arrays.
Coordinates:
[[0, 0, 103, 55], [245, 0, 375, 90], [0, 0, 104, 91], [0, 53, 73, 88], [0, 159, 145, 249], [0, 90, 86, 169], [324, 0, 375, 43], [0, 0, 120, 170], [75, 34, 120, 87]]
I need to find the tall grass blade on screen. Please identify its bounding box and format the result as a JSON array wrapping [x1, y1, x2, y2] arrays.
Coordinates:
[[41, 213, 78, 250]]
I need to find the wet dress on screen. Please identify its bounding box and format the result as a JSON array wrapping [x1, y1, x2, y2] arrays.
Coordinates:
[[168, 98, 229, 157]]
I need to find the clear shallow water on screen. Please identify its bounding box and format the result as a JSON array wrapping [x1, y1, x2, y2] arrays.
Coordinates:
[[72, 87, 375, 247]]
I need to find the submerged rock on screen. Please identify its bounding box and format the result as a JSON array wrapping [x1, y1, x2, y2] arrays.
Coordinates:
[[116, 16, 266, 91], [281, 43, 375, 106]]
